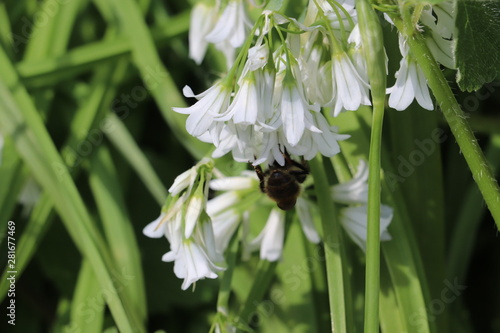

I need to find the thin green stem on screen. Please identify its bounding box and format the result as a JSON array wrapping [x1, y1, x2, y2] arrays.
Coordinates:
[[400, 16, 500, 229], [234, 213, 293, 331], [355, 1, 387, 331], [309, 157, 346, 333]]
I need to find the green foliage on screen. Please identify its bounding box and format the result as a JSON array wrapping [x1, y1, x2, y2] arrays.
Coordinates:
[[455, 0, 500, 91]]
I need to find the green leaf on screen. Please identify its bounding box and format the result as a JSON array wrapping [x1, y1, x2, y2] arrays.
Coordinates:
[[104, 113, 168, 206], [67, 261, 105, 333], [0, 46, 144, 333], [88, 145, 148, 322], [455, 0, 500, 91]]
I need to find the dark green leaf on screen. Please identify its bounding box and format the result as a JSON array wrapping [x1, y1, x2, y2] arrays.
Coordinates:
[[455, 0, 500, 91]]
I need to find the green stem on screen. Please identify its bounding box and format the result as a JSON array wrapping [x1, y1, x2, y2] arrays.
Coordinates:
[[309, 157, 347, 333], [234, 213, 294, 331], [355, 1, 387, 331], [401, 17, 500, 229]]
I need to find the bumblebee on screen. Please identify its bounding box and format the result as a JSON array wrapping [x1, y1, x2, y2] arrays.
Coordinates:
[[252, 153, 309, 210]]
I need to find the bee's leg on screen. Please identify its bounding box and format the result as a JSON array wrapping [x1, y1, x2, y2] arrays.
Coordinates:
[[251, 162, 266, 193], [298, 156, 309, 173], [285, 153, 309, 173]]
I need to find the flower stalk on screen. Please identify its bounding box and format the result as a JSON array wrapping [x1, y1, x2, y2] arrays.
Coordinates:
[[309, 156, 349, 333], [355, 0, 387, 331]]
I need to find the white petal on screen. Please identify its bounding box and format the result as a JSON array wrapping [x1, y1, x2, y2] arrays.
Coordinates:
[[168, 167, 196, 195], [143, 213, 167, 238], [209, 177, 255, 191], [425, 30, 455, 69], [206, 191, 240, 216], [212, 210, 241, 254], [259, 209, 286, 261], [162, 251, 177, 263], [185, 195, 203, 238], [296, 198, 320, 243], [388, 58, 415, 111], [332, 160, 369, 204], [247, 43, 269, 71], [281, 83, 305, 146], [189, 3, 217, 64], [340, 204, 393, 252], [411, 62, 434, 110]]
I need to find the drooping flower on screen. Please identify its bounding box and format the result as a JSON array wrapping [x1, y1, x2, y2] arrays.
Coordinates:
[[295, 197, 321, 243], [420, 3, 455, 69], [143, 158, 225, 290], [173, 82, 232, 138], [251, 208, 286, 261], [331, 160, 393, 251], [387, 35, 434, 111], [330, 51, 372, 117], [205, 0, 252, 48], [286, 111, 350, 160], [216, 71, 260, 126], [279, 70, 322, 147], [206, 170, 322, 261], [207, 172, 258, 255], [339, 204, 393, 252], [189, 2, 218, 64]]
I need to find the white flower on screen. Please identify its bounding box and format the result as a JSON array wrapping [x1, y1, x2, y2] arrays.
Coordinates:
[[287, 112, 350, 160], [332, 160, 369, 204], [347, 24, 371, 83], [247, 43, 269, 71], [331, 160, 393, 251], [143, 159, 223, 290], [205, 0, 252, 49], [247, 208, 286, 261], [387, 35, 433, 111], [189, 2, 218, 64], [212, 123, 263, 163], [420, 2, 454, 40], [424, 29, 454, 69], [279, 71, 321, 146], [173, 83, 232, 137], [145, 210, 224, 291], [254, 67, 278, 128], [312, 0, 358, 32], [330, 52, 371, 117], [207, 171, 258, 255], [340, 204, 393, 252], [210, 209, 241, 255], [209, 172, 257, 191], [143, 212, 167, 238], [295, 197, 320, 243], [163, 236, 224, 290], [432, 2, 454, 39], [216, 71, 259, 125], [301, 33, 335, 106], [169, 166, 197, 195]]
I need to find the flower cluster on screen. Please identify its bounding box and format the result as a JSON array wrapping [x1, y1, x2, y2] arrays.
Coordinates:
[[387, 2, 455, 111], [208, 160, 392, 261], [144, 157, 393, 289], [176, 0, 375, 166], [143, 158, 224, 290], [146, 0, 459, 291]]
